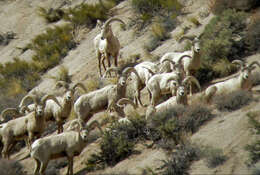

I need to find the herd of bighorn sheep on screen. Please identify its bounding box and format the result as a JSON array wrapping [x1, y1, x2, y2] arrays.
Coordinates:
[[0, 15, 259, 175]]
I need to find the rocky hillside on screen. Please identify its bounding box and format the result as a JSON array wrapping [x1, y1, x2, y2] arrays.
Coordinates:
[[0, 0, 260, 174]]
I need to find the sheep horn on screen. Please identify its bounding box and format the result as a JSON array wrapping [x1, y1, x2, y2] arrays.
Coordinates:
[[72, 82, 87, 92], [1, 108, 19, 119], [141, 66, 155, 76], [117, 98, 137, 109], [103, 17, 125, 30], [162, 59, 176, 67], [41, 94, 61, 107], [122, 67, 140, 79], [87, 120, 103, 135], [103, 67, 120, 78], [248, 61, 260, 69], [232, 60, 245, 69], [178, 55, 192, 64], [55, 81, 69, 89], [68, 119, 83, 132], [182, 76, 201, 91], [19, 95, 37, 108], [166, 78, 179, 85], [178, 35, 196, 43]]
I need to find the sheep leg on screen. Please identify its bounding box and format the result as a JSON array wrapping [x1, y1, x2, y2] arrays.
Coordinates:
[[97, 52, 102, 77], [135, 90, 143, 107], [114, 52, 118, 67], [2, 137, 12, 159], [67, 156, 74, 175], [33, 158, 41, 175], [39, 160, 49, 175]]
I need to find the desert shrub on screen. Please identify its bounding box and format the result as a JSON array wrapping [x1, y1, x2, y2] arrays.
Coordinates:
[[48, 65, 71, 84], [201, 9, 248, 64], [148, 104, 213, 149], [85, 115, 147, 171], [201, 146, 227, 168], [158, 144, 200, 175], [29, 25, 76, 71], [213, 90, 253, 111], [208, 0, 230, 15], [0, 159, 25, 175], [246, 12, 260, 52], [38, 7, 64, 23], [189, 16, 201, 27], [131, 0, 181, 30], [63, 2, 112, 28], [252, 167, 260, 175], [0, 31, 16, 46], [245, 112, 260, 166]]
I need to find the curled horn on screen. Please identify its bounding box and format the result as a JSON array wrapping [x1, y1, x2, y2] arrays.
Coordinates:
[[103, 67, 120, 78], [141, 66, 155, 76], [68, 119, 83, 132], [1, 108, 19, 119], [166, 78, 179, 86], [41, 94, 61, 107], [162, 59, 176, 67], [122, 67, 140, 79], [72, 82, 87, 92], [178, 35, 196, 43], [19, 95, 37, 108], [117, 98, 137, 109], [182, 76, 201, 91], [87, 120, 103, 135], [55, 81, 69, 89], [249, 61, 260, 69], [232, 60, 245, 69], [103, 17, 126, 30], [178, 55, 192, 64]]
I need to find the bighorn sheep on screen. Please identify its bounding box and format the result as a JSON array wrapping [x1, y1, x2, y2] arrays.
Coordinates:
[[30, 119, 103, 175], [160, 35, 202, 94], [74, 67, 138, 123], [0, 94, 60, 159], [19, 82, 86, 133], [93, 17, 126, 77], [204, 60, 260, 103], [146, 76, 201, 120], [145, 59, 190, 106]]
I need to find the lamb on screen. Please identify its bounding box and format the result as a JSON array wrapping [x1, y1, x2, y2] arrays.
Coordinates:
[[160, 35, 202, 94], [204, 60, 260, 103], [146, 76, 201, 121], [30, 119, 103, 175], [0, 94, 60, 159], [74, 66, 138, 123], [93, 17, 126, 77]]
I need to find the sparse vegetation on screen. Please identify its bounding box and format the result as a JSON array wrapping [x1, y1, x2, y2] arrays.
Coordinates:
[[48, 65, 71, 84], [189, 16, 201, 27], [38, 7, 64, 23], [0, 31, 16, 46], [213, 90, 253, 111], [245, 112, 260, 166], [246, 11, 260, 52], [201, 146, 227, 168], [158, 143, 201, 175]]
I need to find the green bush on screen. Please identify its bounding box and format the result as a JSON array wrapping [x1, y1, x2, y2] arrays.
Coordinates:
[[213, 90, 253, 111], [29, 25, 76, 71], [158, 144, 200, 175], [201, 146, 227, 168], [38, 7, 64, 23], [201, 9, 248, 64], [246, 12, 260, 52]]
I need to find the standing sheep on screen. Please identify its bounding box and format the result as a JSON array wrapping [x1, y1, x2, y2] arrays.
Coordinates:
[[0, 94, 60, 159], [30, 119, 103, 175], [74, 67, 138, 123], [93, 17, 126, 77]]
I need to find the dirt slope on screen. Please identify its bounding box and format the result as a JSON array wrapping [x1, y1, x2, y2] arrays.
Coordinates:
[[0, 0, 259, 174]]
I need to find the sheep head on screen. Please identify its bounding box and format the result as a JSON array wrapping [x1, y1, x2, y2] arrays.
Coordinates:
[[232, 60, 260, 80], [1, 108, 20, 121], [100, 17, 125, 40]]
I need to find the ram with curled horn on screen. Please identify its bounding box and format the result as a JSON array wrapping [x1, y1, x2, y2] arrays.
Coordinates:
[[146, 76, 201, 121], [74, 66, 135, 123], [204, 60, 260, 103], [94, 17, 126, 77], [0, 94, 61, 159], [160, 34, 202, 95], [31, 119, 103, 175]]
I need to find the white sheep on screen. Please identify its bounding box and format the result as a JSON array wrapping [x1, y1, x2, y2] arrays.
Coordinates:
[[74, 67, 138, 123], [160, 35, 202, 94], [0, 94, 60, 159], [146, 76, 201, 121], [204, 60, 260, 103], [30, 119, 103, 175], [93, 17, 126, 77]]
